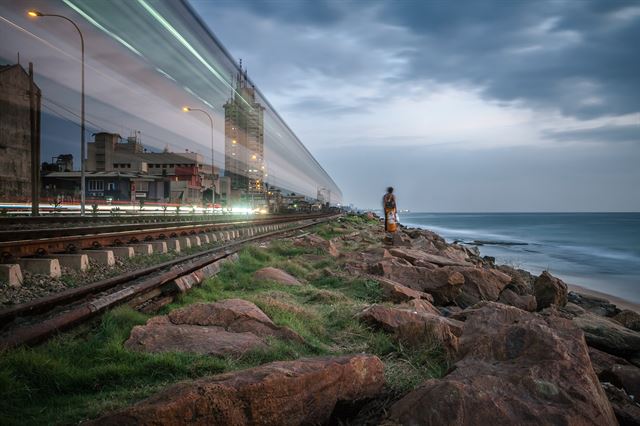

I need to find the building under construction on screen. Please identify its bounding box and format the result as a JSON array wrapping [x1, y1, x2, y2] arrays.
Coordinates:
[[223, 62, 265, 206]]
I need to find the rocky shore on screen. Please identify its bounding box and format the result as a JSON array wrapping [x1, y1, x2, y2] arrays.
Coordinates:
[[27, 214, 640, 425]]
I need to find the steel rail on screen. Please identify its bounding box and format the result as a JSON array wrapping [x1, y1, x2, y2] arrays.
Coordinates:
[[0, 213, 326, 258]]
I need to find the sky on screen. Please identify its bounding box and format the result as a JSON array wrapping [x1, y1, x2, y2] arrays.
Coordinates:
[[189, 0, 640, 212]]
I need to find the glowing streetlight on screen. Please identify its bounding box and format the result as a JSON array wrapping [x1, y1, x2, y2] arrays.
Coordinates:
[[28, 9, 87, 215], [182, 106, 215, 205]]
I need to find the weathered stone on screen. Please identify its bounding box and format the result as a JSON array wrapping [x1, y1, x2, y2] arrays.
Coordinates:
[[125, 299, 302, 355], [568, 291, 620, 317], [573, 312, 640, 357], [398, 298, 441, 317], [110, 246, 135, 258], [294, 234, 339, 257], [588, 346, 631, 377], [253, 267, 301, 286], [372, 259, 464, 305], [388, 302, 617, 426], [359, 304, 461, 354], [89, 355, 384, 426], [498, 288, 537, 312], [167, 299, 302, 342], [54, 253, 89, 272], [534, 271, 568, 310], [371, 275, 434, 304], [18, 258, 61, 278], [601, 382, 640, 426], [388, 247, 472, 267], [614, 309, 640, 332], [602, 364, 640, 399], [81, 250, 115, 266], [497, 265, 535, 295], [453, 267, 512, 307], [125, 316, 267, 356]]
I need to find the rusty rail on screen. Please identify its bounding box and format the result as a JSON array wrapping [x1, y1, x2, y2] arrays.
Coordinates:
[[0, 213, 326, 258]]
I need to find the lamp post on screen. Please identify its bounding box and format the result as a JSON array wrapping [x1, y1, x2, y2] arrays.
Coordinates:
[[28, 10, 86, 215], [183, 107, 215, 207]]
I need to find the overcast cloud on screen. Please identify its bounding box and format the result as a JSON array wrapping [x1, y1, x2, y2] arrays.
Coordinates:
[[190, 0, 639, 211]]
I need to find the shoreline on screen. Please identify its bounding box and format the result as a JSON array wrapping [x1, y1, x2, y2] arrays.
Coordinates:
[[568, 283, 640, 312]]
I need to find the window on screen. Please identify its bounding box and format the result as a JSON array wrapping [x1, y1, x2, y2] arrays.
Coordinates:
[[107, 182, 116, 191], [88, 180, 104, 191]]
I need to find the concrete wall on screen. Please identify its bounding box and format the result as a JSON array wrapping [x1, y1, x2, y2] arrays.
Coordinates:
[[0, 65, 38, 201]]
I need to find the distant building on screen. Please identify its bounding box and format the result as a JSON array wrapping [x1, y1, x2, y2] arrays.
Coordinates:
[[0, 63, 40, 201], [224, 62, 265, 205], [42, 170, 164, 203], [42, 154, 73, 173], [86, 132, 218, 204]]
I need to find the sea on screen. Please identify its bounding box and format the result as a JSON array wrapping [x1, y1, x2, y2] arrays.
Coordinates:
[[400, 212, 640, 304]]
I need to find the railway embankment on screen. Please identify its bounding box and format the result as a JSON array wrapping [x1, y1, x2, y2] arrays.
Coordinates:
[[1, 214, 639, 425]]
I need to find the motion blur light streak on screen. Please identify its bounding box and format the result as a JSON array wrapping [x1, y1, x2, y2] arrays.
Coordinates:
[[1, 0, 341, 204]]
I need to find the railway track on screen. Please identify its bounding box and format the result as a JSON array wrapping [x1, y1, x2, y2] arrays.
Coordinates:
[[0, 213, 340, 349], [0, 213, 327, 258]]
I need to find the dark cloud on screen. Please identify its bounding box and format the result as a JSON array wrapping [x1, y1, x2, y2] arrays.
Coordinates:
[[192, 0, 640, 120]]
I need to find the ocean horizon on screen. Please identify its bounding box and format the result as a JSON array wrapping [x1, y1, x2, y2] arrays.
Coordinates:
[[400, 212, 640, 304]]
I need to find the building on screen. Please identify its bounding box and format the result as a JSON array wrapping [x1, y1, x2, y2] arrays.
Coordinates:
[[42, 171, 164, 203], [224, 63, 266, 206], [42, 154, 73, 173], [0, 63, 40, 202], [86, 132, 218, 204]]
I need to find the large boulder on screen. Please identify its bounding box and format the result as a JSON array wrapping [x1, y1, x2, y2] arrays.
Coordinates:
[[89, 355, 385, 426], [573, 312, 640, 358], [453, 267, 512, 307], [387, 302, 617, 426], [568, 291, 621, 317], [370, 275, 434, 304], [253, 267, 301, 286], [614, 309, 640, 332], [125, 300, 302, 355], [124, 316, 267, 356], [372, 259, 464, 305], [497, 265, 535, 295], [359, 304, 462, 354], [388, 248, 472, 268], [534, 271, 568, 310], [498, 288, 537, 312], [588, 346, 632, 377]]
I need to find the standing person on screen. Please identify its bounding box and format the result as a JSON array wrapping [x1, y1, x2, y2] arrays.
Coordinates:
[[382, 187, 398, 242]]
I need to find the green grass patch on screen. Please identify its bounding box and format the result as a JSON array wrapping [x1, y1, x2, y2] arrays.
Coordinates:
[[0, 221, 447, 425]]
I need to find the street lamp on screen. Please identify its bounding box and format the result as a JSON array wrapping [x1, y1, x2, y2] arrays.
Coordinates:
[[182, 107, 215, 206], [28, 10, 87, 215]]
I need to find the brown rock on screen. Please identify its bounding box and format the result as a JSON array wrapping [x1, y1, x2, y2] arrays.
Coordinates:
[[372, 258, 464, 305], [125, 300, 302, 355], [370, 275, 435, 304], [253, 267, 301, 286], [124, 316, 267, 356], [568, 291, 621, 317], [359, 304, 462, 354], [388, 247, 472, 267], [90, 355, 385, 426], [294, 234, 339, 257], [614, 309, 640, 332], [534, 271, 568, 309], [497, 265, 535, 295], [452, 267, 512, 307], [588, 346, 631, 377], [399, 298, 442, 317], [601, 382, 640, 426], [388, 302, 617, 426], [573, 312, 640, 357], [498, 288, 537, 312], [602, 364, 640, 399]]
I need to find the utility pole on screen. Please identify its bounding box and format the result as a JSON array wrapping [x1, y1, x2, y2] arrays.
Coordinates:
[[28, 62, 40, 216]]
